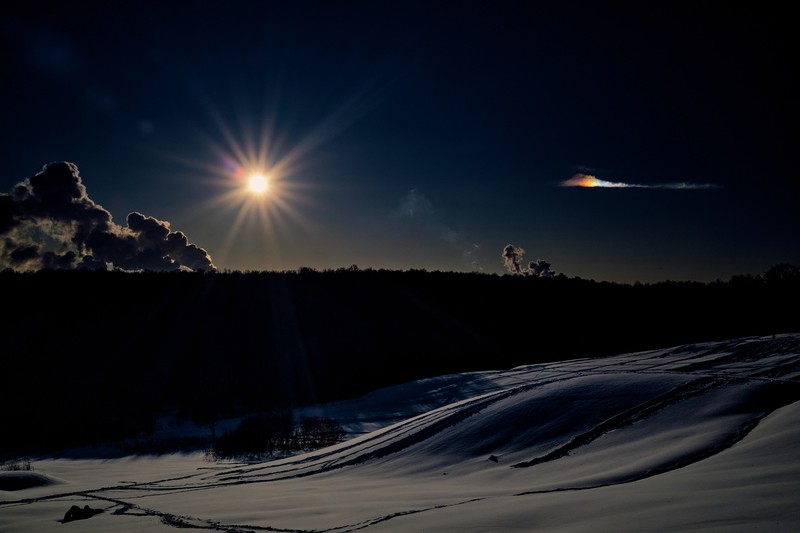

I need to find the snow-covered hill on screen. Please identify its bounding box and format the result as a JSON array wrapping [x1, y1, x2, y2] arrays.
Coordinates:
[[2, 334, 799, 531]]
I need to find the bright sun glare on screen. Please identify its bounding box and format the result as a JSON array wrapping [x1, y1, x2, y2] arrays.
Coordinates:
[[247, 174, 268, 194], [191, 93, 360, 266]]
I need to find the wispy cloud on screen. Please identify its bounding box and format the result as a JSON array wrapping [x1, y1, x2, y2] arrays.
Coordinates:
[[395, 189, 483, 271], [560, 173, 721, 190]]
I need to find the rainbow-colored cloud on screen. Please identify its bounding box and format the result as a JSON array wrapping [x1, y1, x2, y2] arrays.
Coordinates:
[[560, 173, 720, 190]]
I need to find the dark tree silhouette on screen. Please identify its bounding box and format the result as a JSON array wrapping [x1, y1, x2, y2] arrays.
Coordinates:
[[1, 266, 798, 457]]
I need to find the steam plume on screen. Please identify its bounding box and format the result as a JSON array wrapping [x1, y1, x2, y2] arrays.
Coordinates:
[[502, 244, 555, 277], [502, 244, 524, 274], [527, 259, 554, 278]]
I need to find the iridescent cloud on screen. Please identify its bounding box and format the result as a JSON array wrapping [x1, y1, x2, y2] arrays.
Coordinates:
[[560, 173, 720, 190]]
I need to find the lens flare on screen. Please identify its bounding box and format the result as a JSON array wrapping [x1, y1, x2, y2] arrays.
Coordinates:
[[158, 82, 379, 270], [159, 116, 315, 270]]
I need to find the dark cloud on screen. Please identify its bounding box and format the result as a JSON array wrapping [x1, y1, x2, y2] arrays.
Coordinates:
[[0, 162, 216, 272], [9, 244, 39, 264], [41, 250, 77, 270], [502, 244, 556, 278], [79, 255, 107, 271]]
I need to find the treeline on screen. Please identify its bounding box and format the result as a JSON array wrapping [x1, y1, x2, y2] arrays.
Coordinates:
[[1, 266, 798, 457]]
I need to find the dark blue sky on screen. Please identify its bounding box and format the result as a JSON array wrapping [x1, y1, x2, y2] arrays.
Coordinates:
[[2, 2, 797, 281]]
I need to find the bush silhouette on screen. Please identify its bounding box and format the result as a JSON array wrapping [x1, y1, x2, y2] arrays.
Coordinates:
[[213, 413, 345, 458]]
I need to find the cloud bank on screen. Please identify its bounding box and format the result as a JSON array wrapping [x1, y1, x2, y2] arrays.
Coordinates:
[[560, 173, 720, 190], [0, 162, 216, 272]]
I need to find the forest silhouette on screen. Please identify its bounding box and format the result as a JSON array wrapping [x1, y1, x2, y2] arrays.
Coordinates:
[[2, 266, 798, 457]]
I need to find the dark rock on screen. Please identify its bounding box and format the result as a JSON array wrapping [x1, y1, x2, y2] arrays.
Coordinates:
[[63, 505, 103, 523]]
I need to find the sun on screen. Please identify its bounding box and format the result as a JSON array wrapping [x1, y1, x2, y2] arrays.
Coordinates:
[[189, 95, 345, 267], [247, 174, 268, 194]]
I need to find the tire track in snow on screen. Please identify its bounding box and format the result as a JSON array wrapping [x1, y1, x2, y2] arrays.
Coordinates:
[[5, 335, 798, 532], [676, 337, 799, 373], [25, 487, 489, 533], [513, 404, 786, 497], [511, 377, 724, 468], [135, 374, 583, 490]]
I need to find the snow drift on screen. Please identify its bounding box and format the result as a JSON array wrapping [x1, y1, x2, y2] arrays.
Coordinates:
[[1, 334, 799, 531]]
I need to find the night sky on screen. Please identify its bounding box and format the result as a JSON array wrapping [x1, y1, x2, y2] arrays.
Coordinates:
[[1, 2, 797, 282]]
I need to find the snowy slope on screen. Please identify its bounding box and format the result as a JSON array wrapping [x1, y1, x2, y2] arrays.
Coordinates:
[[2, 334, 799, 532]]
